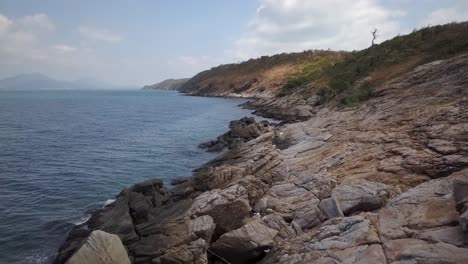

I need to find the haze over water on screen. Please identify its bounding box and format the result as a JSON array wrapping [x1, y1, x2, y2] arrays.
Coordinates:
[[0, 90, 255, 264]]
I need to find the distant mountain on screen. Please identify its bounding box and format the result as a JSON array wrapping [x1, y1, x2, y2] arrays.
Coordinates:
[[0, 73, 137, 90], [142, 78, 190, 90]]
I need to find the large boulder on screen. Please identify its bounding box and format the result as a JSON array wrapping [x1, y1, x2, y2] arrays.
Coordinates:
[[187, 185, 252, 238], [332, 179, 394, 215], [209, 220, 279, 264], [378, 174, 464, 241], [65, 230, 130, 264]]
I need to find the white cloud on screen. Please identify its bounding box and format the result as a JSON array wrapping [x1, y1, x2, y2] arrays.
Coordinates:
[[421, 8, 468, 26], [0, 14, 13, 34], [54, 44, 77, 53], [17, 13, 55, 32], [78, 26, 123, 43], [227, 0, 405, 59], [0, 13, 55, 62]]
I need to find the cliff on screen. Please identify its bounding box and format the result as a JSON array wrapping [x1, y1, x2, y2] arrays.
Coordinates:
[[142, 78, 190, 90], [56, 22, 468, 264]]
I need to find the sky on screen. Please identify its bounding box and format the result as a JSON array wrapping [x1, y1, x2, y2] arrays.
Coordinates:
[[0, 0, 467, 86]]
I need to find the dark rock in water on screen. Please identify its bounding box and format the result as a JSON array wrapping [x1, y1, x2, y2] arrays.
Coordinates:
[[54, 178, 170, 264], [198, 117, 272, 152]]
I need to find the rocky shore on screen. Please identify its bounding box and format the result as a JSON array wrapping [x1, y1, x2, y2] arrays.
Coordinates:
[[55, 54, 468, 264]]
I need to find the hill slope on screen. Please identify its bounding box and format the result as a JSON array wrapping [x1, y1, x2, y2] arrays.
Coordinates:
[[142, 78, 190, 90], [179, 50, 347, 97], [179, 22, 468, 121]]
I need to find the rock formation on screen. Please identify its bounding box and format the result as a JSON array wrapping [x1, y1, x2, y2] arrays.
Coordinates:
[[56, 45, 468, 263]]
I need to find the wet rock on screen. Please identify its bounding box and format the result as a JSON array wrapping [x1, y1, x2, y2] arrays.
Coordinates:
[[65, 230, 130, 264], [332, 179, 394, 215], [209, 220, 278, 264]]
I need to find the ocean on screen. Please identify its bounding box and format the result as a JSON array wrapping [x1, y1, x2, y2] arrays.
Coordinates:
[[0, 90, 255, 263]]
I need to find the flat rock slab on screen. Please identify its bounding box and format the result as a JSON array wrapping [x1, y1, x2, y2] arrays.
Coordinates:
[[66, 230, 130, 264], [378, 173, 465, 241], [383, 238, 468, 264]]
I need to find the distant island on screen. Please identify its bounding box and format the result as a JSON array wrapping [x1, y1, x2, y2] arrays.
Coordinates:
[[0, 73, 137, 90], [142, 78, 190, 90]]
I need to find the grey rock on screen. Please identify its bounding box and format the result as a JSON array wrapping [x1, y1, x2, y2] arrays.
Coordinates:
[[378, 173, 464, 241], [65, 230, 130, 264], [307, 214, 381, 250], [189, 215, 216, 243], [332, 179, 393, 215], [318, 197, 344, 219], [152, 238, 208, 264], [294, 173, 337, 200], [261, 213, 296, 240], [210, 220, 279, 264], [415, 226, 466, 246], [383, 238, 468, 264], [188, 185, 252, 238], [291, 205, 326, 230], [453, 179, 468, 209]]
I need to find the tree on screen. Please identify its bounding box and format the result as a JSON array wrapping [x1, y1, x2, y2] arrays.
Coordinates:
[[371, 28, 378, 46]]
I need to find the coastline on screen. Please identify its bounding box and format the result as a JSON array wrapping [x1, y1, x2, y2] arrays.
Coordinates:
[[55, 54, 468, 264]]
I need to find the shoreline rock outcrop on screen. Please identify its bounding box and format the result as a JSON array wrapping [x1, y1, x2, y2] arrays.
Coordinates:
[[56, 54, 468, 264]]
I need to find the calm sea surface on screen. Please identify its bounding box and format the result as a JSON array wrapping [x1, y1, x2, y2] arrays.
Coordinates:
[[0, 90, 255, 263]]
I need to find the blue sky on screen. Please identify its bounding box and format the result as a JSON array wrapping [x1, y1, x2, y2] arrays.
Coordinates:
[[0, 0, 467, 86]]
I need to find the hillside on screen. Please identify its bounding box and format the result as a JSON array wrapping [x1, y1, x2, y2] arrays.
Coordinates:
[[142, 78, 190, 90], [179, 50, 347, 97], [0, 73, 77, 90], [181, 22, 468, 121]]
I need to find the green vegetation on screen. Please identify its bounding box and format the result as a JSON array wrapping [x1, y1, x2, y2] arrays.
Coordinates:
[[180, 50, 326, 93], [181, 22, 468, 108], [279, 52, 343, 96], [318, 22, 468, 106]]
